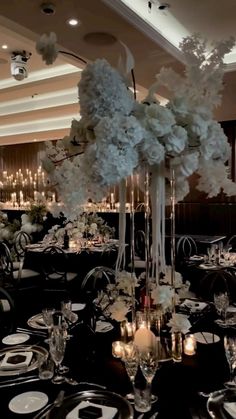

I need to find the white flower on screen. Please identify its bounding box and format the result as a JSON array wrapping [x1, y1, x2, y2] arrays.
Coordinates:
[[143, 103, 175, 137], [167, 313, 191, 333], [79, 59, 134, 126], [36, 32, 58, 65], [161, 266, 183, 289], [108, 300, 130, 322], [151, 284, 175, 312], [163, 125, 188, 156], [138, 131, 165, 166]]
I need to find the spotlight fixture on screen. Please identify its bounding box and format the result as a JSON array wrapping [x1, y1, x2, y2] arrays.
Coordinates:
[[10, 50, 31, 81], [1, 44, 8, 49], [67, 18, 80, 26], [40, 2, 55, 15]]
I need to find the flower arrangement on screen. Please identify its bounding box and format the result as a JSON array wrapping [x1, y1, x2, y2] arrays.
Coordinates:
[[39, 33, 236, 220], [47, 212, 115, 243], [37, 32, 236, 323], [0, 212, 20, 243], [95, 271, 139, 322]]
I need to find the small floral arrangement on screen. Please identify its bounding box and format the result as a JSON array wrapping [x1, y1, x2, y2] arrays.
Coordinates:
[[95, 271, 139, 322], [0, 211, 20, 243], [47, 212, 115, 242]]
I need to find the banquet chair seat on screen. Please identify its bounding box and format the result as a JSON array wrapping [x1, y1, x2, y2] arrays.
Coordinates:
[[199, 268, 236, 301]]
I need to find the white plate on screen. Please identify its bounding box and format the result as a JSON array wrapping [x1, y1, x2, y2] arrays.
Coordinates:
[[194, 332, 220, 344], [71, 303, 86, 312], [95, 321, 114, 333], [27, 314, 47, 330], [2, 333, 30, 345], [9, 391, 48, 414]]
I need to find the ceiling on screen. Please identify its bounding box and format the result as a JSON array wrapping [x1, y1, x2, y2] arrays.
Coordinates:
[[0, 0, 236, 145]]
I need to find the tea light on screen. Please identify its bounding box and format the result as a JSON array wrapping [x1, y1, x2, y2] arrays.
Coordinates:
[[112, 341, 124, 358], [184, 335, 196, 356]]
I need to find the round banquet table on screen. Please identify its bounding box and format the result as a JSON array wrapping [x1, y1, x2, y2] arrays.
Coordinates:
[[0, 304, 231, 419], [24, 244, 119, 281]]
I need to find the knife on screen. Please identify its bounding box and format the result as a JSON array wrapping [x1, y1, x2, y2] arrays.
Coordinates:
[[0, 377, 40, 388]]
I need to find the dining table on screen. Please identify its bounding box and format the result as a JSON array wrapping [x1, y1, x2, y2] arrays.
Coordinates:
[[23, 241, 119, 281], [0, 295, 232, 419]]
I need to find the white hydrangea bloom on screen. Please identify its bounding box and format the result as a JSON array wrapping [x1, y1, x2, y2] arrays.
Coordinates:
[[79, 59, 134, 126], [163, 125, 188, 156], [143, 103, 175, 137], [138, 131, 165, 166], [36, 32, 58, 65]]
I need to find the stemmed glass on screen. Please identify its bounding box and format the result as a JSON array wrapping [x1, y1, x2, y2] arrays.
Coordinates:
[[42, 308, 55, 343], [214, 292, 229, 324], [224, 335, 236, 387], [123, 342, 139, 388], [138, 343, 159, 387], [49, 326, 66, 384]]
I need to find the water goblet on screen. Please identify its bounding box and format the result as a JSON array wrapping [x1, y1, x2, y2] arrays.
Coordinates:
[[224, 335, 236, 387], [138, 343, 159, 386], [49, 326, 66, 384]]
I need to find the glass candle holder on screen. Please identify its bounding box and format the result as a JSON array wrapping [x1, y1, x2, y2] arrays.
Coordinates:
[[184, 334, 196, 356], [112, 341, 125, 358], [172, 332, 183, 362], [120, 320, 136, 343]]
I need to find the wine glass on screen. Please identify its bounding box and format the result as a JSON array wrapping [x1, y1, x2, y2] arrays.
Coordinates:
[[214, 292, 229, 324], [49, 326, 66, 384], [224, 335, 236, 387]]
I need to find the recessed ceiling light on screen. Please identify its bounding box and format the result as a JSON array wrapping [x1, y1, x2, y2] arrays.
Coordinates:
[[67, 18, 80, 26], [33, 139, 37, 142], [1, 44, 8, 49]]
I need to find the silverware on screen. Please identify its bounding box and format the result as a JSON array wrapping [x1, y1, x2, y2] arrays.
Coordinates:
[[149, 413, 158, 419], [0, 377, 40, 388], [16, 328, 47, 337], [0, 374, 37, 385]]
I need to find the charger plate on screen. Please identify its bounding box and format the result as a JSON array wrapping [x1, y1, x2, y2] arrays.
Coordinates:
[[0, 345, 48, 376], [34, 390, 133, 419], [207, 388, 236, 418]]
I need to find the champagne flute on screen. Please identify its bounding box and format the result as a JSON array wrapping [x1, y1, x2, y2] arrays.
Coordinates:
[[42, 308, 55, 343], [138, 343, 159, 386], [123, 342, 139, 387], [214, 292, 229, 324], [224, 335, 236, 387], [49, 326, 66, 384]]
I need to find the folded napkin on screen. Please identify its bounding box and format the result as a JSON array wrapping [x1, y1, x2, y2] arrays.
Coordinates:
[[95, 321, 114, 333], [194, 332, 220, 344], [0, 351, 33, 370], [180, 299, 207, 313], [224, 402, 236, 417], [0, 299, 10, 312], [66, 401, 117, 419]]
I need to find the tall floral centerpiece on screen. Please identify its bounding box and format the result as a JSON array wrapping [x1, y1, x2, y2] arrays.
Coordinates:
[[38, 33, 236, 321]]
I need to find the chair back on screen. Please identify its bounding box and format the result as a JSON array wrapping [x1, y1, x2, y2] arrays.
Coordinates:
[[0, 286, 15, 338], [13, 231, 31, 260], [135, 230, 146, 260], [42, 245, 68, 283], [0, 242, 13, 284], [176, 236, 197, 259], [199, 268, 236, 301], [226, 235, 236, 251], [81, 266, 116, 298]]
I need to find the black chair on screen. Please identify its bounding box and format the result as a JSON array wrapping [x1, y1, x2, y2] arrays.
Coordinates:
[[12, 231, 31, 270], [41, 245, 78, 305], [0, 241, 42, 315], [81, 266, 116, 300], [226, 235, 236, 251], [199, 268, 236, 302], [0, 286, 15, 339], [176, 236, 198, 259]]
